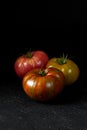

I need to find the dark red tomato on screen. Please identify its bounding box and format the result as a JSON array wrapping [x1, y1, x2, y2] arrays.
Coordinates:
[[22, 67, 65, 101], [14, 50, 49, 78]]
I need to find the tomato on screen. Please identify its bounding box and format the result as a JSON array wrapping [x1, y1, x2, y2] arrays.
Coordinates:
[[46, 57, 80, 86], [14, 50, 49, 78], [22, 67, 65, 101]]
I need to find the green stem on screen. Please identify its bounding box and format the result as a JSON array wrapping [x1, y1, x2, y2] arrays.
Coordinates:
[[39, 70, 46, 76], [26, 48, 33, 58], [57, 54, 68, 65]]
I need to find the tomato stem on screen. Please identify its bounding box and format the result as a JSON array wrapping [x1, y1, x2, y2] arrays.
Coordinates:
[[57, 54, 68, 65], [39, 70, 46, 76], [26, 48, 33, 58]]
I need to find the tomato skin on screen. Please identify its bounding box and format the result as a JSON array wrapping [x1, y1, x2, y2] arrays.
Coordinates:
[[14, 50, 49, 78], [22, 67, 65, 101], [46, 58, 80, 86]]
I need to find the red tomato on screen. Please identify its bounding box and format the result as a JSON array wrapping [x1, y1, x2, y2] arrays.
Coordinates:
[[14, 50, 49, 78], [22, 67, 65, 101]]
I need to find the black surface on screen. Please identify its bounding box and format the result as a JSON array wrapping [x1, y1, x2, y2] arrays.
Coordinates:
[[0, 81, 87, 130]]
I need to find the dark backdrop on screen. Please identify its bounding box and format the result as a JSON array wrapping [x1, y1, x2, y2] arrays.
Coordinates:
[[0, 0, 87, 86], [0, 1, 87, 130], [16, 0, 87, 25]]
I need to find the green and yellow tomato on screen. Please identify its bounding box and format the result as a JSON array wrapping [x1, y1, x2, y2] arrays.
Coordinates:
[[46, 57, 80, 86]]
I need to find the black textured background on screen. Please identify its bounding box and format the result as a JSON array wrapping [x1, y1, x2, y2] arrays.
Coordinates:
[[0, 0, 87, 130]]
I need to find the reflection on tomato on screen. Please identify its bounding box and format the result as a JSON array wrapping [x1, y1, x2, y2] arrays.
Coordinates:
[[22, 67, 65, 101], [46, 57, 80, 86]]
